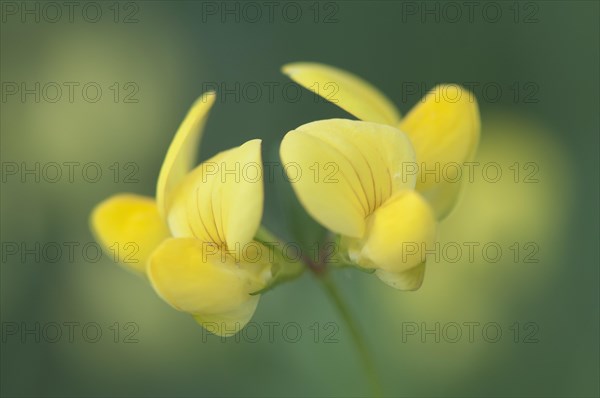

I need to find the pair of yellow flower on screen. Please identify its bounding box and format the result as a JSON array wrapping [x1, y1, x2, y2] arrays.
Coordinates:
[[91, 63, 480, 336]]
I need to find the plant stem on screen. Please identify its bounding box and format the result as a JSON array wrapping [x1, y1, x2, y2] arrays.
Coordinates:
[[318, 271, 384, 397], [259, 226, 383, 394]]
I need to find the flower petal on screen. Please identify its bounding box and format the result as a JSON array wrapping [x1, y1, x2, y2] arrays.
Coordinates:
[[282, 62, 401, 125], [166, 140, 264, 248], [343, 190, 437, 289], [193, 298, 259, 337], [399, 84, 481, 219], [156, 91, 216, 217], [166, 150, 229, 243], [375, 263, 426, 291], [218, 140, 264, 250], [280, 119, 416, 238], [90, 194, 170, 273], [148, 238, 268, 317], [375, 263, 425, 290]]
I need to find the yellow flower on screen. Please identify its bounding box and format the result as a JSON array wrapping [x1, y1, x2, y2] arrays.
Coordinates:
[[280, 119, 437, 290], [282, 62, 481, 219], [280, 63, 480, 289], [90, 92, 272, 336]]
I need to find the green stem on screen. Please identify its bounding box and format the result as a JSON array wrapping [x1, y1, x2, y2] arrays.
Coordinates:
[[318, 271, 384, 397], [259, 226, 382, 394]]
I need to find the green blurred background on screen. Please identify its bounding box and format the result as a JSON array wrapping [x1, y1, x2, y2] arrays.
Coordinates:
[[1, 1, 598, 397]]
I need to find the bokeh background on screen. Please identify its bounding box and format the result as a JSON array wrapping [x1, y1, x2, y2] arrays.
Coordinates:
[[1, 1, 598, 397]]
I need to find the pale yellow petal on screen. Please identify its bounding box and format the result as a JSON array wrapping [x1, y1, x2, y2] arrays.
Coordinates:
[[166, 140, 263, 249], [375, 264, 426, 291], [218, 139, 264, 249], [282, 62, 401, 125], [343, 190, 437, 284], [295, 119, 417, 198], [156, 91, 216, 217], [90, 194, 170, 273], [166, 150, 229, 243], [280, 119, 416, 238], [418, 177, 463, 223], [148, 238, 267, 316], [280, 131, 365, 237], [399, 84, 481, 219], [193, 298, 259, 337]]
